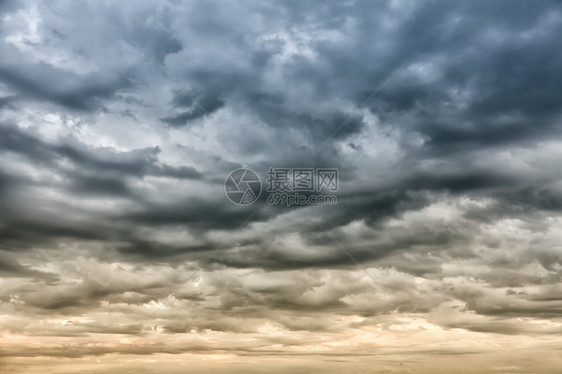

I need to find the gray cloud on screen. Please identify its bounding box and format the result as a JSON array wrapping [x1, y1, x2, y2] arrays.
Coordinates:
[[0, 1, 561, 371]]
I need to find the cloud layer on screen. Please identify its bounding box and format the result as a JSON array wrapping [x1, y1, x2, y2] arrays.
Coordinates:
[[0, 1, 561, 373]]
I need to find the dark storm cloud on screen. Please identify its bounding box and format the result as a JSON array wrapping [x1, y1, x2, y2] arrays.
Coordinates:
[[230, 0, 562, 156], [252, 103, 366, 145], [364, 1, 562, 153], [0, 250, 58, 282], [127, 26, 182, 64], [1, 0, 560, 263], [0, 57, 134, 112], [202, 208, 466, 271], [161, 95, 225, 127], [0, 95, 17, 109], [68, 174, 132, 196], [0, 124, 202, 181], [0, 0, 21, 13], [0, 124, 206, 250], [144, 0, 562, 232], [117, 198, 269, 231]]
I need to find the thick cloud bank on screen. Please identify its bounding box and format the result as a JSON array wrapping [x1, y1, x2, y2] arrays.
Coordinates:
[[0, 1, 561, 373]]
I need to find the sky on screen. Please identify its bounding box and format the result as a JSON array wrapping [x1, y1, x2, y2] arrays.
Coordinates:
[[0, 0, 561, 373]]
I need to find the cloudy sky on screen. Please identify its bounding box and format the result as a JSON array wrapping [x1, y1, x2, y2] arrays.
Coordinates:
[[1, 0, 562, 373]]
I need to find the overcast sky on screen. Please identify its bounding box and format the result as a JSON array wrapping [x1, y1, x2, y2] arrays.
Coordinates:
[[1, 1, 562, 373]]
